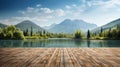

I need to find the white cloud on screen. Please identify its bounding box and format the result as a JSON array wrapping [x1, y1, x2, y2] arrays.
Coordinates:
[[65, 5, 71, 9], [65, 4, 86, 18], [36, 4, 41, 7], [0, 6, 66, 26], [87, 2, 92, 7], [86, 0, 120, 11], [1, 0, 120, 27], [63, 0, 120, 26], [27, 7, 34, 12], [72, 4, 77, 7], [103, 0, 120, 10], [40, 8, 53, 14], [81, 0, 86, 3], [20, 6, 65, 17], [54, 9, 65, 17]]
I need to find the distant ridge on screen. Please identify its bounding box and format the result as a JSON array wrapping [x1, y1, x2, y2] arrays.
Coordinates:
[[15, 20, 45, 32], [0, 23, 7, 28], [92, 18, 120, 33], [43, 23, 57, 30], [49, 19, 97, 33]]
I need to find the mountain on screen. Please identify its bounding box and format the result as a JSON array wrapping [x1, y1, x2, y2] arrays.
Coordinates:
[[92, 18, 120, 33], [43, 23, 57, 30], [49, 19, 97, 33], [15, 20, 45, 32], [0, 23, 7, 28]]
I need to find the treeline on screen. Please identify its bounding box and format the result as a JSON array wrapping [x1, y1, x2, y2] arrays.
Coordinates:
[[1, 25, 120, 40], [74, 25, 120, 39], [0, 25, 25, 40], [90, 25, 120, 39], [24, 31, 73, 39], [0, 25, 73, 40], [22, 27, 73, 39]]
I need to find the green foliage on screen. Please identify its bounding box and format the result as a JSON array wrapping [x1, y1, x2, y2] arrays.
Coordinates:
[[13, 31, 25, 40], [87, 30, 90, 39], [25, 36, 39, 39], [74, 30, 83, 39], [0, 25, 25, 40], [6, 25, 16, 32], [100, 27, 103, 33], [39, 31, 42, 36], [92, 25, 120, 39], [99, 27, 103, 37], [6, 31, 13, 38], [0, 32, 5, 39], [30, 27, 33, 36], [23, 28, 29, 36], [43, 30, 46, 35]]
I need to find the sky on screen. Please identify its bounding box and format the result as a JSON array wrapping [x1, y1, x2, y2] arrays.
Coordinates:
[[0, 0, 120, 27]]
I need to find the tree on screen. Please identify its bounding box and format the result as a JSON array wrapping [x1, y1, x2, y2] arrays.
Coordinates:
[[74, 30, 82, 39], [43, 30, 46, 35], [0, 32, 5, 39], [39, 31, 42, 36], [0, 28, 2, 33], [13, 31, 25, 40], [100, 27, 103, 33], [99, 27, 103, 37], [107, 28, 111, 38], [87, 30, 90, 39], [117, 26, 120, 38], [6, 31, 13, 39], [0, 25, 25, 40], [30, 27, 33, 36], [23, 28, 29, 36], [6, 25, 16, 32]]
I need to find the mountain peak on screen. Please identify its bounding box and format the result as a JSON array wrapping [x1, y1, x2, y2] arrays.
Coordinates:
[[74, 19, 84, 22], [15, 20, 44, 32], [19, 20, 34, 24], [64, 19, 71, 21], [49, 19, 97, 33], [63, 19, 71, 22]]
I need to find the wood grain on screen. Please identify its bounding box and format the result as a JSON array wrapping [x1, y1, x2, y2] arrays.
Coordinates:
[[0, 48, 120, 67]]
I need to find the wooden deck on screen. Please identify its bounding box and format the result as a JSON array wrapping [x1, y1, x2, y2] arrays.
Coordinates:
[[0, 48, 120, 67]]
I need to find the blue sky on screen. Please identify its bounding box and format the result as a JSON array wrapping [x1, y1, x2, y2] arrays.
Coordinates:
[[0, 0, 120, 27]]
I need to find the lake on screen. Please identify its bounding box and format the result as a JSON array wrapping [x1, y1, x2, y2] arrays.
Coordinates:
[[0, 38, 120, 48]]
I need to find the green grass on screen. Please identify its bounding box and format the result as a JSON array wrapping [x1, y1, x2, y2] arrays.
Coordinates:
[[25, 36, 48, 39]]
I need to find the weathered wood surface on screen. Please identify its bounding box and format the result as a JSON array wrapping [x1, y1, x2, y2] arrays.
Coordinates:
[[0, 48, 120, 67]]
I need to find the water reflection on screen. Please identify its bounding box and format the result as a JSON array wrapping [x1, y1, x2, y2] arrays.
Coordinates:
[[0, 39, 120, 48], [87, 40, 90, 47]]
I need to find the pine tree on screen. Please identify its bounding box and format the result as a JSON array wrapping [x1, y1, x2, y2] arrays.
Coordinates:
[[26, 28, 29, 36], [31, 27, 33, 36], [39, 31, 42, 36], [99, 27, 103, 37], [87, 30, 90, 39], [43, 30, 46, 35], [107, 28, 111, 38], [23, 28, 29, 36], [101, 27, 103, 33]]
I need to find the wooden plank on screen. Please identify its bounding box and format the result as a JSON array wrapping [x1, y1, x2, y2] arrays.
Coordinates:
[[0, 48, 120, 67], [60, 48, 65, 67], [64, 48, 74, 67], [54, 48, 61, 67], [67, 48, 82, 67], [46, 48, 57, 67]]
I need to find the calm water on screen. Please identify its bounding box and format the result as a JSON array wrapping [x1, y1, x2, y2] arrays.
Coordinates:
[[0, 38, 120, 48]]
